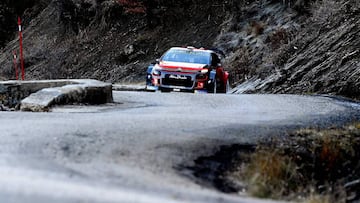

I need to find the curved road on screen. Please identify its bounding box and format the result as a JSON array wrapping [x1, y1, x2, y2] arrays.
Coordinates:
[[0, 91, 359, 203]]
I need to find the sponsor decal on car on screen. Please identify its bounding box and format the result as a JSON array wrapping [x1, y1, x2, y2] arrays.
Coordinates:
[[169, 75, 188, 80]]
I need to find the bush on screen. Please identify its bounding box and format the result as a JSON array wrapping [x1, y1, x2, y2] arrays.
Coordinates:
[[118, 0, 146, 14], [243, 148, 302, 198], [232, 122, 360, 202]]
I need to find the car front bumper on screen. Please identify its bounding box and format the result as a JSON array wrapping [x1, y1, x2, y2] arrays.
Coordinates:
[[151, 71, 209, 91]]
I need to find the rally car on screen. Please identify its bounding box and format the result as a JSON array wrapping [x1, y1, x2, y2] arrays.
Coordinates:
[[146, 47, 230, 93]]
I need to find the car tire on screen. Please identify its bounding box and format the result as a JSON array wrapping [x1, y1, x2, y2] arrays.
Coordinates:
[[208, 79, 217, 94], [145, 85, 156, 92], [160, 87, 171, 93]]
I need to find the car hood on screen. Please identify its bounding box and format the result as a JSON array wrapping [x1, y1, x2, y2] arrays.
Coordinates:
[[158, 61, 208, 72]]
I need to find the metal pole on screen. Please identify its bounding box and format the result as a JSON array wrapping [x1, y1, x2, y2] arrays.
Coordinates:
[[18, 17, 25, 80], [13, 51, 18, 80]]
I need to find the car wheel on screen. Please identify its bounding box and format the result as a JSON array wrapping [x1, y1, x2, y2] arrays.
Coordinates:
[[209, 79, 217, 94], [145, 85, 156, 92], [160, 87, 171, 93]]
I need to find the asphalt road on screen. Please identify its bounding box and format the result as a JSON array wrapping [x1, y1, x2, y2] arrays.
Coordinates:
[[0, 91, 359, 203]]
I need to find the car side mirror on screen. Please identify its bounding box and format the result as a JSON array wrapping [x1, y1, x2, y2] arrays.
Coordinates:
[[211, 57, 221, 67], [212, 63, 221, 68]]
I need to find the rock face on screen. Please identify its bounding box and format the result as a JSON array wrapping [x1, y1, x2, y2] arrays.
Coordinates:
[[0, 0, 359, 99], [231, 0, 360, 100]]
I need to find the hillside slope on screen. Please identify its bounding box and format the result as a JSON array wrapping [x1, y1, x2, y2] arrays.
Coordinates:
[[0, 0, 359, 99], [0, 0, 233, 82], [230, 0, 360, 100]]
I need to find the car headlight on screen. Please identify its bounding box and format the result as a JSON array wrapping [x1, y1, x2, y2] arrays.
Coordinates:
[[200, 69, 209, 74]]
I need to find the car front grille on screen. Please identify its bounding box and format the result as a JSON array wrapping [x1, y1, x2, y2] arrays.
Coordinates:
[[162, 74, 194, 88]]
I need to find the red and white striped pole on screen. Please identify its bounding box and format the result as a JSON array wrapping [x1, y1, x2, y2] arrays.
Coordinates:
[[12, 51, 19, 80], [18, 17, 25, 80]]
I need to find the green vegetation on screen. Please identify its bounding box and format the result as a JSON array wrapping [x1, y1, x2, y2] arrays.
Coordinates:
[[232, 123, 360, 202]]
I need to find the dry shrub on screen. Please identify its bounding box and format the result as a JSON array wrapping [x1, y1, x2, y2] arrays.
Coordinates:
[[302, 185, 347, 203], [234, 122, 360, 201], [291, 126, 359, 189], [243, 148, 301, 198], [304, 194, 332, 203], [225, 47, 251, 84], [266, 28, 289, 50], [319, 134, 347, 172], [247, 21, 265, 36], [118, 0, 146, 14]]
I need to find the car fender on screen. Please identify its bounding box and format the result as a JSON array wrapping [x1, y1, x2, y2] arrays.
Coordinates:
[[224, 71, 229, 82]]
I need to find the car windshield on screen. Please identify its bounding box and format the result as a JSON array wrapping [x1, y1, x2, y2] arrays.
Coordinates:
[[161, 49, 211, 64]]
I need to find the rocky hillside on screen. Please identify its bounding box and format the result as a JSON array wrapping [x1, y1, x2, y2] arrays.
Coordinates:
[[229, 0, 360, 100], [0, 0, 359, 99]]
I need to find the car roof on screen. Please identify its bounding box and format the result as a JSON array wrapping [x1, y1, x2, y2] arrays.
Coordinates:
[[168, 47, 215, 54]]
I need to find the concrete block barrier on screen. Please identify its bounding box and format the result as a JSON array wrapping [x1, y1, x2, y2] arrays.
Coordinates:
[[0, 79, 113, 112]]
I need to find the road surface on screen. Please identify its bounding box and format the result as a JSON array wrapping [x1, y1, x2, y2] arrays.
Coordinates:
[[0, 91, 359, 203]]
